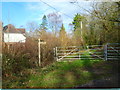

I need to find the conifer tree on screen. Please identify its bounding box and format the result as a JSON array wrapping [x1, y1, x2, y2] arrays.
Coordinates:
[[72, 14, 85, 45], [59, 24, 67, 47], [40, 15, 48, 31]]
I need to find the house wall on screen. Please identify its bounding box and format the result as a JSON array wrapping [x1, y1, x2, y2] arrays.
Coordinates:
[[4, 33, 26, 43]]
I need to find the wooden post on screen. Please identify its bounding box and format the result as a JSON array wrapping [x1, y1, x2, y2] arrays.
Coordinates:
[[81, 21, 83, 40], [80, 21, 84, 45], [53, 48, 55, 60], [104, 44, 108, 61], [81, 21, 83, 30], [87, 46, 89, 49], [38, 38, 41, 66], [38, 38, 46, 67], [56, 47, 58, 61], [78, 47, 81, 60], [79, 53, 81, 60]]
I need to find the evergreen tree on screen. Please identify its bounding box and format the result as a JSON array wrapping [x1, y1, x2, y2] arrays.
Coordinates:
[[72, 13, 84, 30], [72, 14, 85, 45], [40, 15, 48, 31], [59, 24, 66, 38], [59, 24, 67, 47]]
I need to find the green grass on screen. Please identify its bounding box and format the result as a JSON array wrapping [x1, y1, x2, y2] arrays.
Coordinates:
[[3, 58, 111, 88], [3, 49, 107, 88], [26, 59, 103, 88]]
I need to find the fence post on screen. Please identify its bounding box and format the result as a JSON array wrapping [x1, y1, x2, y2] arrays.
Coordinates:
[[79, 52, 81, 60], [87, 46, 89, 49], [78, 47, 81, 60], [104, 44, 108, 61], [56, 47, 58, 61], [38, 39, 41, 67], [53, 48, 56, 60]]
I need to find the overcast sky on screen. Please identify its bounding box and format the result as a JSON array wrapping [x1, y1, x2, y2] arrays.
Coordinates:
[[2, 0, 93, 32]]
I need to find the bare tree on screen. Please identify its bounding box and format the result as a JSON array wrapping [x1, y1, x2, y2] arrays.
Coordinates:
[[47, 12, 62, 36], [26, 21, 39, 37]]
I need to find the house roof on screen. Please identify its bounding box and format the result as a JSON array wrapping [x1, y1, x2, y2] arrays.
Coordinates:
[[3, 24, 25, 33], [16, 28, 25, 33]]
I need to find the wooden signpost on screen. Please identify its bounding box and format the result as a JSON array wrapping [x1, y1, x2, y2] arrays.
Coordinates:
[[38, 38, 46, 67]]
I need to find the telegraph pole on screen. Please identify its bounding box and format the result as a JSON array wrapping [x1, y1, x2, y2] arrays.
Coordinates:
[[81, 21, 83, 37], [80, 21, 83, 43], [7, 8, 10, 51]]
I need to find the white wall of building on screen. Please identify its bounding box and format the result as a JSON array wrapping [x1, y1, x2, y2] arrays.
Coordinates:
[[4, 33, 26, 43]]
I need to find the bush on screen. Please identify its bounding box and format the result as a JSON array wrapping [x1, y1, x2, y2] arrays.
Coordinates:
[[2, 43, 31, 88]]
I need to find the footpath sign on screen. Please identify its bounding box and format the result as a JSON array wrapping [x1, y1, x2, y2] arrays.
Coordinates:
[[38, 39, 46, 67]]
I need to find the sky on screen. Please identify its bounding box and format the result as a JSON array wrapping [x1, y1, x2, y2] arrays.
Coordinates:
[[1, 0, 93, 32]]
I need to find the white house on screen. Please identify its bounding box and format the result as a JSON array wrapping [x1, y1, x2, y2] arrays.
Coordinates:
[[3, 24, 26, 43]]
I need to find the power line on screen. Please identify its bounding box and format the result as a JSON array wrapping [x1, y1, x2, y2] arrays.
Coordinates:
[[70, 0, 92, 14], [39, 0, 73, 19]]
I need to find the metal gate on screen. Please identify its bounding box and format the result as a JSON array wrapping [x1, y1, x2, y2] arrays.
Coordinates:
[[105, 43, 120, 60], [54, 43, 120, 62]]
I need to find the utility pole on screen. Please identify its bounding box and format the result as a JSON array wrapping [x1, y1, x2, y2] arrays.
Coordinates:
[[80, 21, 83, 43], [7, 8, 10, 51], [81, 21, 83, 37]]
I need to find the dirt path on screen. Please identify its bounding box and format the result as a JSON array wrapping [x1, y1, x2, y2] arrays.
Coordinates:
[[74, 61, 120, 88]]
